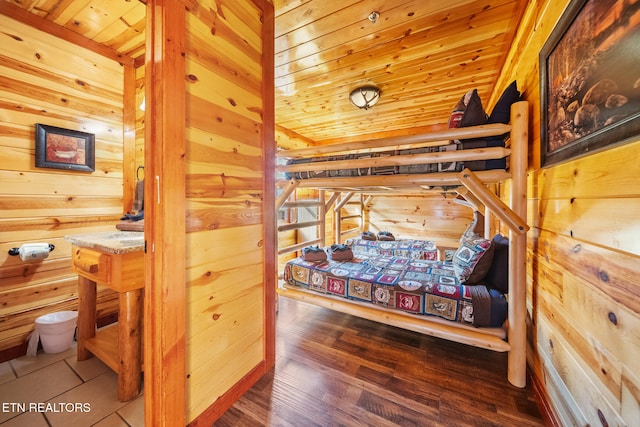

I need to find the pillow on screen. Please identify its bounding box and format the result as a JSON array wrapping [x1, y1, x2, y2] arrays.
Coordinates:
[[488, 80, 521, 125], [301, 245, 327, 262], [483, 234, 509, 293], [329, 244, 354, 261], [361, 231, 377, 241], [377, 231, 395, 241], [448, 89, 487, 129], [453, 235, 494, 284]]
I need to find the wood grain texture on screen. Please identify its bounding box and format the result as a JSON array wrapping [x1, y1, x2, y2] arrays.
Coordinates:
[[143, 0, 186, 425], [214, 297, 544, 426], [0, 13, 126, 354], [183, 0, 274, 423], [494, 0, 640, 424]]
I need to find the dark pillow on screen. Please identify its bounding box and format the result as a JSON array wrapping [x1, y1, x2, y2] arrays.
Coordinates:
[[488, 80, 521, 125], [361, 231, 377, 241], [484, 234, 509, 293], [329, 244, 354, 261], [301, 245, 327, 262], [377, 231, 395, 241], [448, 89, 487, 128], [453, 235, 494, 284]]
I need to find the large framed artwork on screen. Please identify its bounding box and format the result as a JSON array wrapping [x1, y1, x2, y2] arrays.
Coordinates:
[[540, 0, 640, 167], [35, 124, 95, 172]]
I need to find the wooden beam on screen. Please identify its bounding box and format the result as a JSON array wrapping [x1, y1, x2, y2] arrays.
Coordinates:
[[277, 220, 323, 233], [282, 200, 321, 208], [334, 192, 355, 212], [282, 170, 511, 189], [275, 179, 299, 210], [277, 147, 511, 173], [278, 238, 322, 255], [457, 169, 528, 235], [277, 123, 511, 158], [144, 1, 186, 425], [0, 2, 134, 66], [324, 192, 340, 211]]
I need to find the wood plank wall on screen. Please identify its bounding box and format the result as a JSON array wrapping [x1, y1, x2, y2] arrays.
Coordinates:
[[492, 1, 640, 425], [183, 1, 273, 422], [366, 194, 473, 246], [0, 15, 123, 356]]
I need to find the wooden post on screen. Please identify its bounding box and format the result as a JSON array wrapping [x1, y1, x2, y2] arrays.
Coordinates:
[[319, 190, 326, 247], [144, 1, 186, 424], [76, 276, 96, 361], [118, 288, 143, 401], [506, 100, 529, 388], [334, 192, 354, 244]]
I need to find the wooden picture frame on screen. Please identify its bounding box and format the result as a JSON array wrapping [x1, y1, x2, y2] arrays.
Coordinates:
[[539, 0, 640, 167], [35, 124, 95, 172]]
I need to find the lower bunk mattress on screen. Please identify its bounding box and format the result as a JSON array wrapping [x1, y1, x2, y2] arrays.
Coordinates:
[[283, 254, 507, 328]]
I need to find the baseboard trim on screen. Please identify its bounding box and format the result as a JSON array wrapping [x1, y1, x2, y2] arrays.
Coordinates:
[[187, 360, 270, 426], [531, 367, 561, 427]]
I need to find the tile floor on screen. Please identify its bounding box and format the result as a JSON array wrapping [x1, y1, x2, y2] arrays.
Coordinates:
[[0, 343, 144, 426]]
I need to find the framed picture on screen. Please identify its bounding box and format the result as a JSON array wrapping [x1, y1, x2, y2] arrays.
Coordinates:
[[539, 0, 640, 167], [35, 124, 95, 172]]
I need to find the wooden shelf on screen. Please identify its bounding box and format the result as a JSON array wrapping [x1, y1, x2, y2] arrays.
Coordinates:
[[84, 324, 119, 372]]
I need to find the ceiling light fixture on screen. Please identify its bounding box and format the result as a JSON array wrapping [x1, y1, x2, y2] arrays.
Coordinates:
[[349, 86, 381, 110]]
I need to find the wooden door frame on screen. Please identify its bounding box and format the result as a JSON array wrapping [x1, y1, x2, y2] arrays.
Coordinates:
[[144, 1, 187, 425]]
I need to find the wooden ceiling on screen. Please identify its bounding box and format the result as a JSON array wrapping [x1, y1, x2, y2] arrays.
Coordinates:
[[2, 0, 527, 144], [275, 0, 527, 144]]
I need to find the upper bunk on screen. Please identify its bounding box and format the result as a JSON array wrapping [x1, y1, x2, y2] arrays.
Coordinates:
[[276, 100, 528, 194], [276, 100, 530, 235]]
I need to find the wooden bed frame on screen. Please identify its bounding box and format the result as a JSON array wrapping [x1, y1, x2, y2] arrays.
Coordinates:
[[275, 101, 529, 388]]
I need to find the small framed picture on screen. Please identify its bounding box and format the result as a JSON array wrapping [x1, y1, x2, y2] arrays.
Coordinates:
[[35, 124, 95, 172]]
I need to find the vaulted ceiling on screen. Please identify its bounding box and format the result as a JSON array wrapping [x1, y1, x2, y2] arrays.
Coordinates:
[[2, 0, 527, 144]]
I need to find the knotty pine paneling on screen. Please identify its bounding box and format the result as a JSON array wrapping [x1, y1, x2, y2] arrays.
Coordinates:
[[494, 0, 640, 425], [0, 14, 124, 355], [183, 1, 271, 422], [366, 194, 473, 244]]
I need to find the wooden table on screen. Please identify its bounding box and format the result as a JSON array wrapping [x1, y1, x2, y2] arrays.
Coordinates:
[[65, 232, 144, 402]]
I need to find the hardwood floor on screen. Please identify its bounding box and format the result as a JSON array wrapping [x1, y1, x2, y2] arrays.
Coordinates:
[[214, 297, 544, 427]]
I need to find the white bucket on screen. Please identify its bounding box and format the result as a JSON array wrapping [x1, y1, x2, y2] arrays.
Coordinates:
[[34, 311, 78, 354]]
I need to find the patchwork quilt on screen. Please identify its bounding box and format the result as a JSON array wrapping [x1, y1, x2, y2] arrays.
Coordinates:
[[283, 254, 506, 327]]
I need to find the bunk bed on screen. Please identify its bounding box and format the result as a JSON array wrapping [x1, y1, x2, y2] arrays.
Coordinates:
[[275, 100, 529, 388]]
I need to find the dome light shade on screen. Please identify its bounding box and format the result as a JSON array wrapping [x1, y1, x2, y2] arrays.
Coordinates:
[[349, 86, 381, 110]]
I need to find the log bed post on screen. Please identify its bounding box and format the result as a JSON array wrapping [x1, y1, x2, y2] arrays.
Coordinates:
[[507, 101, 529, 388], [334, 192, 354, 244], [319, 190, 326, 247]]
